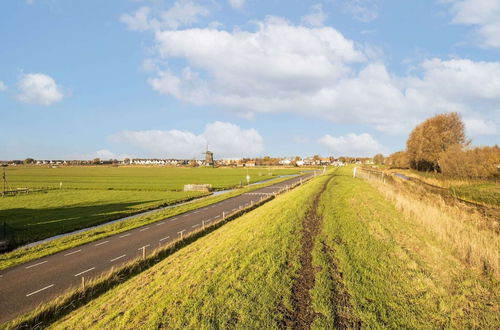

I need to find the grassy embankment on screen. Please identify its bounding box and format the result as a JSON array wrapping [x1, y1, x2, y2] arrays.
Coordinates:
[[0, 166, 299, 249], [392, 168, 500, 207], [0, 176, 296, 271], [8, 172, 330, 329], [312, 167, 498, 328]]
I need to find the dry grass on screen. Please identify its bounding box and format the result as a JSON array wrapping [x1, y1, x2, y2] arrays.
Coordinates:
[[370, 177, 499, 278]]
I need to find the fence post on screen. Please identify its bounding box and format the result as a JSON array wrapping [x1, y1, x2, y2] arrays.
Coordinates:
[[81, 276, 85, 290]]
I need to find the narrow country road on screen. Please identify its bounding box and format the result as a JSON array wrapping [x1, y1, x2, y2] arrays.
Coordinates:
[[0, 173, 313, 324]]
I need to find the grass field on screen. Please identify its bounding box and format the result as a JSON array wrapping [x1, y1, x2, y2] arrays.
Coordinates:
[[27, 167, 498, 329], [4, 166, 299, 191], [393, 169, 500, 207], [0, 166, 300, 249]]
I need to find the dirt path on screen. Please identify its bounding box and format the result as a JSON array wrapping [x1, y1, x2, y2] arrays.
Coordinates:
[[283, 177, 332, 329]]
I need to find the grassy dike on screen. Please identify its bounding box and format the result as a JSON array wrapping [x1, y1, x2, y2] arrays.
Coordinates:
[[9, 175, 331, 329], [311, 167, 498, 328], [0, 177, 293, 271]]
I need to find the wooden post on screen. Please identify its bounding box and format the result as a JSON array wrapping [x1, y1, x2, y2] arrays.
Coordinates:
[[223, 211, 225, 220], [202, 220, 205, 230], [81, 276, 85, 290], [142, 246, 146, 259]]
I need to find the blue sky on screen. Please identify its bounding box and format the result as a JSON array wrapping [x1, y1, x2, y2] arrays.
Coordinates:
[[1, 0, 499, 159]]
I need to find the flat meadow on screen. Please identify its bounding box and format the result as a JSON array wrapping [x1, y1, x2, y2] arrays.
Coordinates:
[[0, 166, 299, 248]]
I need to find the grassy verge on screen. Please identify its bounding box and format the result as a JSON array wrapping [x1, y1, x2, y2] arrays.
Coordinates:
[[311, 167, 498, 328], [0, 176, 294, 271], [0, 190, 207, 248], [6, 175, 329, 329]]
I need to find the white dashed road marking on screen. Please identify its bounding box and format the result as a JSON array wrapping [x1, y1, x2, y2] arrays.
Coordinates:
[[25, 261, 48, 269], [110, 255, 126, 262], [74, 267, 95, 277], [26, 284, 54, 297], [95, 241, 109, 247], [64, 249, 82, 256]]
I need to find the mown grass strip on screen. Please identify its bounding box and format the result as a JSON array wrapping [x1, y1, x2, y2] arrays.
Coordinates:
[[6, 175, 330, 329], [0, 176, 294, 271], [312, 167, 498, 328]]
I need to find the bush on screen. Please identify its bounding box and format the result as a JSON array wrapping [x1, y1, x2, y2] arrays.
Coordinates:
[[439, 145, 500, 178]]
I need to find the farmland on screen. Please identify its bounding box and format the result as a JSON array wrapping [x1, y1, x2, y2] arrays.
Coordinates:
[[391, 169, 500, 207], [3, 166, 299, 191], [25, 167, 496, 329], [0, 166, 300, 249]]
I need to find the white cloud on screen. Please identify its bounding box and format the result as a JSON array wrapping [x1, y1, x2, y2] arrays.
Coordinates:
[[120, 1, 209, 31], [120, 6, 153, 31], [124, 14, 499, 137], [446, 0, 500, 48], [301, 4, 327, 27], [0, 81, 6, 92], [464, 117, 499, 136], [318, 133, 388, 157], [228, 0, 245, 9], [343, 0, 378, 23], [16, 73, 65, 106], [109, 121, 264, 158]]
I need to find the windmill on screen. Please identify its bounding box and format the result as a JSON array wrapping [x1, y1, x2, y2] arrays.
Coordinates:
[[201, 144, 214, 167]]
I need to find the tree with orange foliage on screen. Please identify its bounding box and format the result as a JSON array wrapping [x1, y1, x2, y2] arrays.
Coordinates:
[[406, 112, 467, 172]]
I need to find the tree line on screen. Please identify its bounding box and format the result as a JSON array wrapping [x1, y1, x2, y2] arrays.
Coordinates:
[[385, 112, 499, 179]]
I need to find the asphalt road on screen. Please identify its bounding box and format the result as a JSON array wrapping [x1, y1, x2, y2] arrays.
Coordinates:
[[0, 173, 314, 324]]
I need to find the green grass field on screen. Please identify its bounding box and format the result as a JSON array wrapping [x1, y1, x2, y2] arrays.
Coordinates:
[[31, 167, 498, 329], [4, 166, 299, 191], [450, 182, 500, 207], [0, 166, 300, 249], [398, 169, 500, 207]]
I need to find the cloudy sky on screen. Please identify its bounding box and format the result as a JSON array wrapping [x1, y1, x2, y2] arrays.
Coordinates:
[[1, 0, 499, 159]]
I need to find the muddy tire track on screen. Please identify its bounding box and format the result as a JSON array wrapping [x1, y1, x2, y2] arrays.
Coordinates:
[[282, 176, 332, 329]]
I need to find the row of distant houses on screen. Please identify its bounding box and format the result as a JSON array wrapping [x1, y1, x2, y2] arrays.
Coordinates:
[[2, 157, 373, 167]]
